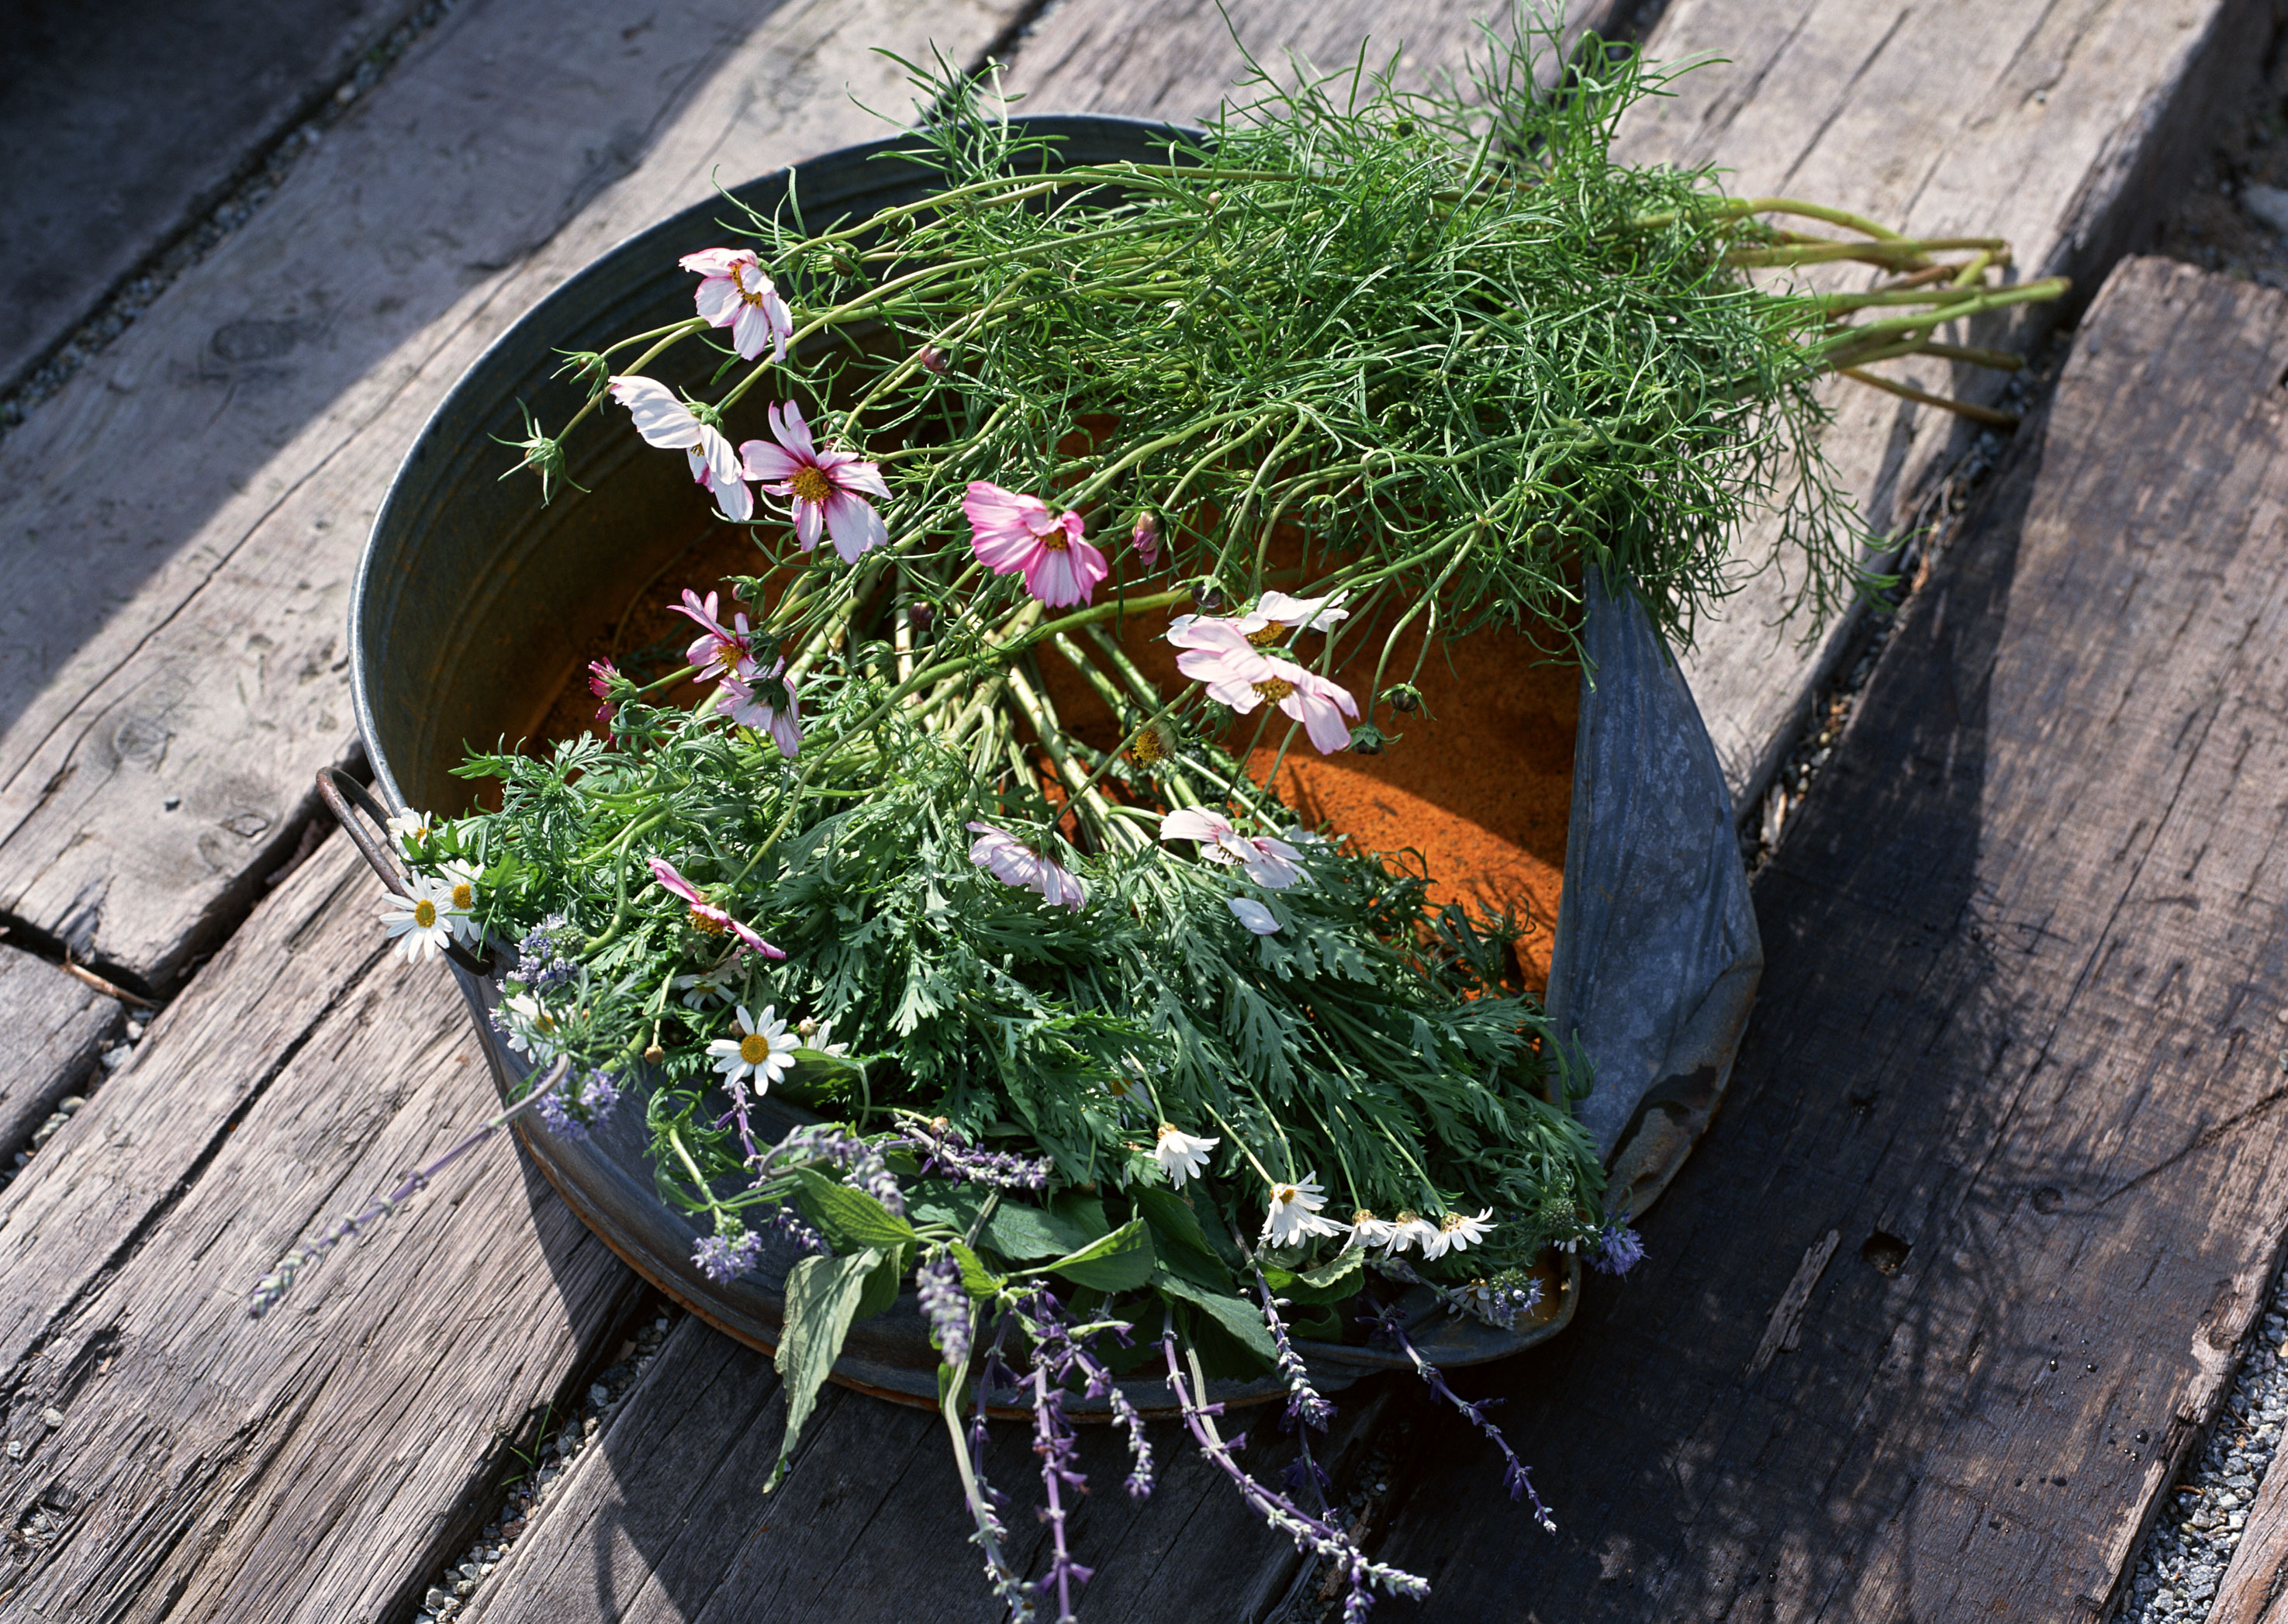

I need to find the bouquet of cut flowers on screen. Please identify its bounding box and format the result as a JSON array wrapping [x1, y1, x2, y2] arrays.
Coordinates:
[[260, 14, 2058, 1615]]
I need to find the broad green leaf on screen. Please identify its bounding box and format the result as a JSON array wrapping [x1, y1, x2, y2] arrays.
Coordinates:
[[1264, 1246, 1363, 1305], [980, 1201, 1098, 1260], [1049, 1188, 1111, 1242], [855, 1246, 904, 1322], [1042, 1217, 1156, 1292], [769, 1246, 884, 1490], [793, 1167, 918, 1255], [1154, 1267, 1277, 1365], [950, 1239, 1005, 1297], [1135, 1187, 1237, 1294], [908, 1181, 990, 1235]]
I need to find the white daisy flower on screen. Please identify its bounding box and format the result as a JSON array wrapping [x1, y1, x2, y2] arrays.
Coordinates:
[[707, 1004, 798, 1096], [385, 807, 437, 844], [499, 990, 562, 1060], [439, 859, 484, 948], [1424, 1208, 1496, 1259], [1261, 1172, 1345, 1247], [378, 877, 454, 963], [1383, 1211, 1441, 1255], [675, 963, 739, 1010], [1153, 1124, 1219, 1188], [1347, 1209, 1396, 1249], [797, 1016, 850, 1057]]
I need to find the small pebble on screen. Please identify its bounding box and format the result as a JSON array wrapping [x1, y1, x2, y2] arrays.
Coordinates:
[[589, 1383, 610, 1408], [40, 1408, 63, 1429], [423, 1588, 452, 1612], [99, 1045, 133, 1071], [57, 1096, 85, 1114], [5, 1440, 22, 1460]]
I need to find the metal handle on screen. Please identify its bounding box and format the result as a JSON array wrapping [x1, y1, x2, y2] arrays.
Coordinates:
[[315, 766, 495, 976]]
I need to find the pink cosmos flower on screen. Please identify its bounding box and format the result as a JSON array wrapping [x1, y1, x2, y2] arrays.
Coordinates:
[[607, 375, 753, 523], [679, 247, 793, 363], [648, 857, 786, 958], [963, 482, 1108, 608], [1167, 619, 1359, 753], [966, 821, 1087, 912], [740, 402, 890, 563], [669, 589, 752, 681], [1131, 511, 1162, 569], [587, 659, 619, 726], [1159, 806, 1306, 889], [717, 656, 802, 759], [1167, 589, 1348, 648]]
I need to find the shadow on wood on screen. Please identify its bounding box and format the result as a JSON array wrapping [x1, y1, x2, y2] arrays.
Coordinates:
[[1365, 257, 2288, 1619]]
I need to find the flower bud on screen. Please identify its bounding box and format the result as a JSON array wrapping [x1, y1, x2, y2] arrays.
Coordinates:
[[1190, 578, 1227, 615], [1350, 722, 1391, 755], [1131, 511, 1162, 568], [1384, 682, 1422, 714], [917, 344, 949, 376], [908, 600, 935, 631]]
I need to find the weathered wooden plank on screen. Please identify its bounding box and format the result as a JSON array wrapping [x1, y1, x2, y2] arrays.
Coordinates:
[[0, 0, 1025, 990], [1001, 0, 1627, 117], [0, 828, 650, 1621], [1623, 0, 2283, 814], [0, 0, 430, 398], [0, 945, 119, 1159], [454, 1310, 1388, 1622], [1361, 256, 2288, 1619]]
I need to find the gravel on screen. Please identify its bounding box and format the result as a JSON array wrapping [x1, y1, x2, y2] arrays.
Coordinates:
[[2122, 1284, 2288, 1623], [411, 1308, 679, 1622]]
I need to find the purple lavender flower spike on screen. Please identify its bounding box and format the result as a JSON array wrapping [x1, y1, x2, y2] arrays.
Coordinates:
[[1253, 1266, 1334, 1431], [693, 1230, 765, 1284], [917, 1249, 972, 1368], [766, 1201, 825, 1257], [902, 1116, 1052, 1190], [1592, 1216, 1645, 1276], [1381, 1310, 1556, 1533], [513, 913, 578, 989], [755, 1122, 907, 1216], [1160, 1311, 1428, 1617]]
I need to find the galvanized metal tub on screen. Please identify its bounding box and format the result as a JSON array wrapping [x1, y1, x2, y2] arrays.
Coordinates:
[[346, 115, 1756, 1414]]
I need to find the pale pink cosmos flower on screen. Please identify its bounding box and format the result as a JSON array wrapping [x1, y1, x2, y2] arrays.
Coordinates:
[[741, 402, 890, 563], [607, 375, 753, 523], [966, 821, 1087, 911], [669, 589, 753, 681], [1159, 806, 1306, 890], [717, 656, 802, 759], [963, 482, 1108, 608], [648, 856, 786, 958], [679, 247, 793, 363], [1167, 589, 1349, 648], [1168, 619, 1359, 753]]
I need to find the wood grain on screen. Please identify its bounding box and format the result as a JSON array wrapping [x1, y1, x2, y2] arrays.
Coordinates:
[[1002, 0, 1630, 118], [0, 829, 649, 1621], [0, 945, 120, 1157], [0, 0, 1024, 990], [1626, 0, 2282, 814], [1360, 256, 2288, 1619], [455, 1311, 1388, 1622], [0, 0, 428, 396]]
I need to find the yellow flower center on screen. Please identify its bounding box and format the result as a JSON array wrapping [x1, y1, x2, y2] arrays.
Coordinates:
[[739, 1032, 772, 1064], [1039, 529, 1070, 552], [1441, 1214, 1466, 1232], [1253, 677, 1296, 703], [789, 465, 833, 504], [690, 906, 726, 934], [1125, 726, 1167, 765], [413, 900, 437, 928], [1395, 1209, 1419, 1225], [733, 264, 772, 306], [451, 882, 475, 910], [1352, 1209, 1377, 1225], [1274, 1184, 1298, 1204], [1246, 621, 1290, 646]]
